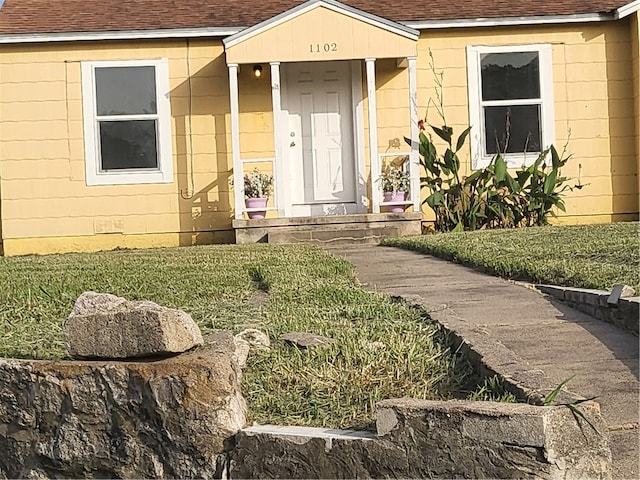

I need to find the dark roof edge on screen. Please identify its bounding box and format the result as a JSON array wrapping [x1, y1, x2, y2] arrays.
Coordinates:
[[1, 6, 636, 45]]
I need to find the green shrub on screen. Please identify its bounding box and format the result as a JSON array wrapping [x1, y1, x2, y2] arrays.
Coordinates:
[[414, 123, 574, 232]]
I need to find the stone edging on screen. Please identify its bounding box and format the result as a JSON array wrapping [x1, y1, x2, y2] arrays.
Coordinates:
[[536, 284, 639, 335]]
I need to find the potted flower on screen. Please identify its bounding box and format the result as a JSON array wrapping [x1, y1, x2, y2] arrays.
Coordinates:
[[244, 168, 274, 219], [379, 164, 410, 212]]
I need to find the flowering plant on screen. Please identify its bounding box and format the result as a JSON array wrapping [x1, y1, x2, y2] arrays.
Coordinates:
[[243, 168, 274, 198], [379, 163, 410, 194]]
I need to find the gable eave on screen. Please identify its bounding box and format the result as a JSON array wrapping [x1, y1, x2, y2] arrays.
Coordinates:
[[223, 0, 419, 50]]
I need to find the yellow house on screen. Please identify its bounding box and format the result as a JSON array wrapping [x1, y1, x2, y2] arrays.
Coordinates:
[[0, 0, 638, 255]]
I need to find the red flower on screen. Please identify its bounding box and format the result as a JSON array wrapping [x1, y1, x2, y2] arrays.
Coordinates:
[[418, 119, 425, 131]]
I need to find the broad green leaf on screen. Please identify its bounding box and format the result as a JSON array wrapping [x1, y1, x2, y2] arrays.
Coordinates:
[[550, 145, 561, 170], [544, 170, 558, 195], [426, 191, 444, 208], [431, 125, 453, 144], [494, 155, 507, 182], [455, 126, 472, 152]]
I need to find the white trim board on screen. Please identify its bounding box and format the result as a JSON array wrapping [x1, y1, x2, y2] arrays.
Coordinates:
[[81, 58, 174, 186], [466, 44, 555, 170], [616, 0, 640, 18], [0, 27, 242, 44]]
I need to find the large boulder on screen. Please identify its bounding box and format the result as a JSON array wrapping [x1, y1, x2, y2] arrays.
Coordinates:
[[64, 291, 203, 359], [0, 332, 245, 479]]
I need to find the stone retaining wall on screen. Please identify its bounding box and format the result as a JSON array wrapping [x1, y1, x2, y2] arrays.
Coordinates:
[[537, 284, 639, 335], [0, 331, 612, 479], [230, 398, 611, 479], [0, 332, 245, 479]]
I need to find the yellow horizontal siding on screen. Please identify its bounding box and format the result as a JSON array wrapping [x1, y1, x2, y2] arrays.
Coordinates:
[[0, 18, 637, 256]]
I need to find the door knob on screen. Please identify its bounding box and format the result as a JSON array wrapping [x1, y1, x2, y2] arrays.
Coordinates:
[[290, 141, 296, 147]]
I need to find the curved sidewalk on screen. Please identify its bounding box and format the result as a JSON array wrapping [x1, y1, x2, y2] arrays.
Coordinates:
[[332, 245, 639, 479]]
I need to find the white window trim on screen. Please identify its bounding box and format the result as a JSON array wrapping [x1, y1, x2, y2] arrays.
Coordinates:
[[81, 59, 174, 186], [466, 44, 555, 169]]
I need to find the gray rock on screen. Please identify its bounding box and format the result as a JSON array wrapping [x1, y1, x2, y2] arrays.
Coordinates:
[[0, 332, 245, 479], [64, 291, 204, 359], [608, 284, 637, 305], [235, 328, 270, 352], [234, 337, 251, 369], [280, 332, 335, 348]]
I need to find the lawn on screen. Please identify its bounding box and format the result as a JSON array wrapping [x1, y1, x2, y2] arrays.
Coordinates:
[[0, 244, 483, 429], [382, 222, 640, 292]]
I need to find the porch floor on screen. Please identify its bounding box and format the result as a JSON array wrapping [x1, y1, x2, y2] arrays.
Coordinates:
[[233, 212, 422, 245]]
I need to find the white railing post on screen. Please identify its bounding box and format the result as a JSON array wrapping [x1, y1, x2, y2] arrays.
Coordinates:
[[408, 56, 420, 212], [365, 58, 380, 213], [228, 64, 244, 220], [270, 62, 286, 217]]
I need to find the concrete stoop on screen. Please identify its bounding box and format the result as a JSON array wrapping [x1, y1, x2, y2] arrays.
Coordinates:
[[229, 399, 611, 479], [233, 213, 422, 245]]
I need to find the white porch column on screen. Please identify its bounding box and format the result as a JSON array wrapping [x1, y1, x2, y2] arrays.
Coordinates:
[[407, 56, 420, 212], [270, 62, 287, 217], [365, 58, 381, 213], [228, 63, 244, 220]]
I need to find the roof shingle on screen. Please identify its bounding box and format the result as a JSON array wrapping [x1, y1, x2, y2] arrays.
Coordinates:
[[0, 0, 632, 35]]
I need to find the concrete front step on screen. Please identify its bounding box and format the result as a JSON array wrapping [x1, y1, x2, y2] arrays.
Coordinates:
[[233, 213, 422, 244]]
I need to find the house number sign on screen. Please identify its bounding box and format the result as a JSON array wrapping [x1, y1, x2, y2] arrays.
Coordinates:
[[309, 43, 338, 53]]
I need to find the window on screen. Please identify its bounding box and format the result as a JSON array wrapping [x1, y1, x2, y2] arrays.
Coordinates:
[[467, 44, 554, 169], [81, 59, 173, 185]]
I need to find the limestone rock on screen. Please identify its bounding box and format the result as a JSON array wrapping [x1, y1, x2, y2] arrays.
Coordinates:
[[280, 331, 335, 348], [0, 332, 245, 479], [235, 328, 270, 352], [234, 337, 251, 369], [64, 291, 203, 359]]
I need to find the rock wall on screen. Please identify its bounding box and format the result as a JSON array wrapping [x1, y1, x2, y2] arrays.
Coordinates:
[[0, 331, 612, 479], [231, 399, 611, 479], [0, 332, 245, 479]]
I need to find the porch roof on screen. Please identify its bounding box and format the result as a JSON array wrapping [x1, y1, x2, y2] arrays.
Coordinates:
[[223, 0, 419, 65]]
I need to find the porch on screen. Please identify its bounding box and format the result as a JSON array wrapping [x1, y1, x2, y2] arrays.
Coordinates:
[[233, 212, 422, 245], [223, 0, 423, 242]]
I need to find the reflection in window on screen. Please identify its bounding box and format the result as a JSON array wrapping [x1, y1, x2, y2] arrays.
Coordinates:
[[479, 51, 544, 156]]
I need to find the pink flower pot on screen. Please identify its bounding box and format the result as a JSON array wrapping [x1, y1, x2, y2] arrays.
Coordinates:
[[383, 191, 407, 213], [245, 197, 268, 219]]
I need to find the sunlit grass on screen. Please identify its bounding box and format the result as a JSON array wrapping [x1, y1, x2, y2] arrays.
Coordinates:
[[383, 223, 639, 292], [0, 243, 486, 428]]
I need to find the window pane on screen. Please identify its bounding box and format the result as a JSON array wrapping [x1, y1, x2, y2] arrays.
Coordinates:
[[99, 120, 158, 170], [484, 105, 542, 155], [95, 66, 157, 116], [481, 52, 540, 101]]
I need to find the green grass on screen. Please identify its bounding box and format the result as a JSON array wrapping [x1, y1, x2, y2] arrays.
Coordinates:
[[0, 244, 485, 429], [382, 223, 640, 292]]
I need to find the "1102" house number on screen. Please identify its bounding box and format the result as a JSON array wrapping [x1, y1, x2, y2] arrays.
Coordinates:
[[309, 43, 338, 53]]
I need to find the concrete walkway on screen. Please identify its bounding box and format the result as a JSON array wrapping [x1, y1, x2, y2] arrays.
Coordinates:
[[331, 245, 639, 479]]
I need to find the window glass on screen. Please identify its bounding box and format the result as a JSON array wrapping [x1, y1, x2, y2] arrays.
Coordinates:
[[484, 105, 542, 154], [99, 120, 158, 170], [95, 66, 157, 116], [481, 52, 540, 101]]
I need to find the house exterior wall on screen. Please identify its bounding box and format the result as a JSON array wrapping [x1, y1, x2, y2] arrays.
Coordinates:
[[632, 12, 640, 201], [0, 39, 269, 255], [417, 20, 639, 224], [0, 19, 637, 255]]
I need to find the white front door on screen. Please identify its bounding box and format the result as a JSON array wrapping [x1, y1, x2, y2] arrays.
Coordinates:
[[284, 61, 360, 216]]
